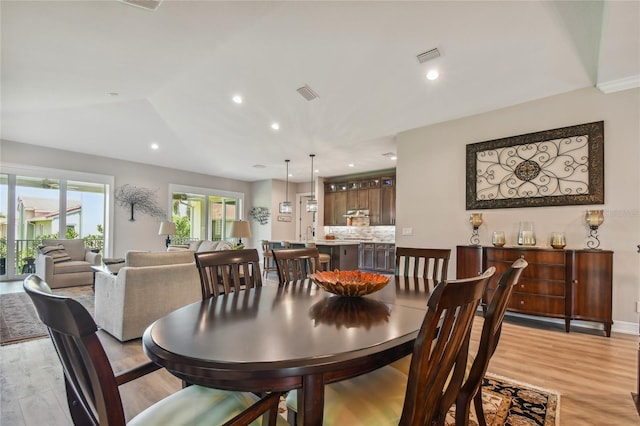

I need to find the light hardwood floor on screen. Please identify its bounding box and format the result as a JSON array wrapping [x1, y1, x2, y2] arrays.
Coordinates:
[[1, 313, 637, 425]]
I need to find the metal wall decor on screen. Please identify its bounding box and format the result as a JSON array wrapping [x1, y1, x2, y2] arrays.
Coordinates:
[[466, 121, 604, 209], [114, 184, 166, 221], [249, 207, 270, 225]]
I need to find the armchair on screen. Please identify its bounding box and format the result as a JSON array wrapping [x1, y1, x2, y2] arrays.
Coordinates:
[[35, 238, 102, 288]]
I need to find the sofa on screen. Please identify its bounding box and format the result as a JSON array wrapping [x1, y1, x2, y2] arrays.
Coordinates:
[[94, 240, 232, 341], [36, 239, 102, 289]]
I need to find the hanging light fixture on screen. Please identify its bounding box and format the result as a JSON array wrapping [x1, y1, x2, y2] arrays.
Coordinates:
[[306, 154, 318, 212], [279, 159, 293, 213]]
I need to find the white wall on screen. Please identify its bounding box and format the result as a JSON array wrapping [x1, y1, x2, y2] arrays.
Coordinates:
[[396, 87, 640, 331], [1, 140, 253, 257]]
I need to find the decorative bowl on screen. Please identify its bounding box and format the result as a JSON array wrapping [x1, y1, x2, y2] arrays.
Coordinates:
[[310, 270, 390, 297]]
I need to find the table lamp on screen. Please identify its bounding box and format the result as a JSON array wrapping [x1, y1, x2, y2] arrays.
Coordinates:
[[158, 221, 177, 248], [230, 220, 251, 247]]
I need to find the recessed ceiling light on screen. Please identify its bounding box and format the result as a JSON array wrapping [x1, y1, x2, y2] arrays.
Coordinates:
[[426, 70, 439, 81], [150, 143, 159, 150], [288, 173, 293, 177], [390, 155, 397, 160], [314, 169, 319, 173], [271, 122, 280, 130], [232, 95, 243, 104], [348, 163, 355, 168]]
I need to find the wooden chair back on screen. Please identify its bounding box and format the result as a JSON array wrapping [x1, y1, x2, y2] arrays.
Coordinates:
[[395, 247, 451, 281], [399, 267, 495, 425], [194, 249, 263, 299], [24, 274, 284, 426], [272, 247, 320, 284], [23, 274, 126, 425], [455, 258, 528, 426]]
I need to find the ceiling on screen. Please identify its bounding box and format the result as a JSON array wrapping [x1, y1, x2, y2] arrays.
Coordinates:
[[1, 1, 638, 183]]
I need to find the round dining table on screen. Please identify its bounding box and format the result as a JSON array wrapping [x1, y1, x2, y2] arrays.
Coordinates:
[[142, 276, 435, 425]]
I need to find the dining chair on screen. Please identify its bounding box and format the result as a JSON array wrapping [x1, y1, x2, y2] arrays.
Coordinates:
[[304, 242, 331, 271], [272, 247, 321, 284], [395, 247, 451, 281], [22, 274, 285, 426], [194, 249, 263, 299], [261, 240, 277, 277], [286, 267, 495, 425], [454, 258, 528, 426]]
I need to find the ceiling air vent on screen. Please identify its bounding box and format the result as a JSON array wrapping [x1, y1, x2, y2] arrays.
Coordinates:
[[296, 85, 319, 101], [416, 48, 440, 64], [120, 0, 163, 11]]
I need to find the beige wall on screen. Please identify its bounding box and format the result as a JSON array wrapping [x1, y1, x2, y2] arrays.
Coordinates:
[[396, 87, 640, 332]]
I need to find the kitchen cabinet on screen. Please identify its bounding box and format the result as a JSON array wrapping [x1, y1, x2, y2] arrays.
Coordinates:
[[324, 183, 347, 226], [346, 181, 369, 210], [456, 245, 613, 336], [323, 172, 394, 226], [380, 176, 396, 225], [359, 243, 395, 273]]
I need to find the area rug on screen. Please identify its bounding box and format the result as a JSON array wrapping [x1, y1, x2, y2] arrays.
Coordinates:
[[0, 286, 95, 346], [276, 373, 559, 425], [443, 373, 560, 426]]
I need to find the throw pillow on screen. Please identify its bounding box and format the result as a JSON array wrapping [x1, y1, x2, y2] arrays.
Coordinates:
[[39, 245, 72, 263], [103, 257, 126, 274], [215, 241, 232, 251]]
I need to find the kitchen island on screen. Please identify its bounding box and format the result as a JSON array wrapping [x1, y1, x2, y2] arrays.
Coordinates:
[[269, 240, 360, 271]]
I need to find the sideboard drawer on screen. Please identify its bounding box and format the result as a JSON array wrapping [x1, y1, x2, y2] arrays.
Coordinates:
[[486, 247, 566, 265], [513, 278, 565, 297], [509, 293, 565, 316]]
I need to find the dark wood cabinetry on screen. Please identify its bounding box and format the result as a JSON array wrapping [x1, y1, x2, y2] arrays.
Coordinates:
[[323, 183, 347, 226], [324, 172, 395, 226], [456, 245, 613, 337]]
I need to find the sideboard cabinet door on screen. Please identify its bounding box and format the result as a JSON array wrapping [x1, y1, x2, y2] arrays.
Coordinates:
[[456, 245, 483, 279], [569, 250, 613, 337]]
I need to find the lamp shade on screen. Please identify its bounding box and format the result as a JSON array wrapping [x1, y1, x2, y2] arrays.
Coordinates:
[[230, 220, 251, 239], [158, 221, 177, 236]]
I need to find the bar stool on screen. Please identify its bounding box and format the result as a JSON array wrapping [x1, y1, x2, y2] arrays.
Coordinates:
[[305, 242, 331, 271], [261, 240, 277, 277]]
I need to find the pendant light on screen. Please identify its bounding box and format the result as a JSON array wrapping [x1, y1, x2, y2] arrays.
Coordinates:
[[306, 154, 318, 212], [279, 159, 293, 213]]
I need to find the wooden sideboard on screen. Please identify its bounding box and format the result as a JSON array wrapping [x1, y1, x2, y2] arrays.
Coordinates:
[[457, 245, 613, 337]]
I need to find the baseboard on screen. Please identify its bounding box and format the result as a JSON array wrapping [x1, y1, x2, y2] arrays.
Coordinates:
[[501, 311, 638, 335]]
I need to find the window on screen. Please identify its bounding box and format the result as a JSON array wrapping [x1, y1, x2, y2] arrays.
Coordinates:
[[170, 184, 243, 244], [0, 165, 112, 279]]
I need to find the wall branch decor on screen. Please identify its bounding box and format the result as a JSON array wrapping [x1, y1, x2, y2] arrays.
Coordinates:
[[114, 184, 166, 221], [466, 121, 604, 209]]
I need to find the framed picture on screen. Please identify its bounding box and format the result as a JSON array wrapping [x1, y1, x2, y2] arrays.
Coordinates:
[[277, 215, 292, 222], [466, 121, 604, 209]]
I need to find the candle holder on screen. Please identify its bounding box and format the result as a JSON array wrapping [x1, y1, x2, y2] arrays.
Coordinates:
[[492, 231, 505, 247], [585, 210, 604, 249], [550, 232, 566, 249], [468, 213, 483, 245], [517, 221, 536, 246]]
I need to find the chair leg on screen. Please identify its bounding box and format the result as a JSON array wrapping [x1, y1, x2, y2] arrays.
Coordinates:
[[473, 388, 487, 426], [454, 393, 472, 426]]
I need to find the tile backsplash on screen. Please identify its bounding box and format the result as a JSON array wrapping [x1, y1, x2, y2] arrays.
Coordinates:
[[323, 226, 395, 242]]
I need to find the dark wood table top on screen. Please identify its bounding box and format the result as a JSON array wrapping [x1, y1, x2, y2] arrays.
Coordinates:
[[142, 276, 435, 425]]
